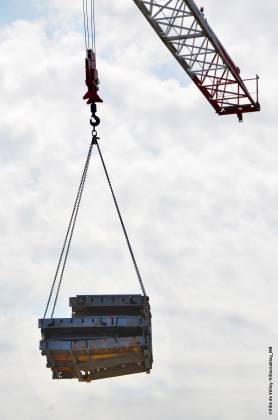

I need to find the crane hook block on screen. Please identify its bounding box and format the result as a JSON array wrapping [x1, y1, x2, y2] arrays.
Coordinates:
[[83, 49, 103, 105], [39, 294, 153, 381]]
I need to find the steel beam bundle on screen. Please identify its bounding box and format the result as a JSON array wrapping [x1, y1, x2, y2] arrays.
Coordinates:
[[39, 295, 153, 382], [133, 0, 260, 120]]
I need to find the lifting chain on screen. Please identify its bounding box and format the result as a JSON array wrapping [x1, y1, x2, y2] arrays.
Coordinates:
[[43, 106, 147, 319], [91, 105, 147, 297]]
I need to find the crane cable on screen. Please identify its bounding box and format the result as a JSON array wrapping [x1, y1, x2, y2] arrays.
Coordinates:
[[82, 0, 96, 52]]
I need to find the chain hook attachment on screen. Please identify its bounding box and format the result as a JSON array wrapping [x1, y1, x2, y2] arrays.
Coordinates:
[[92, 129, 99, 144]]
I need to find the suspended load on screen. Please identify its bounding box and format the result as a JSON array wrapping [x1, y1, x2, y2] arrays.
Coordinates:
[[38, 132, 152, 381], [39, 294, 153, 381], [38, 135, 153, 382]]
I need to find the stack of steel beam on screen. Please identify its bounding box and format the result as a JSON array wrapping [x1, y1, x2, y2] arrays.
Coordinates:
[[39, 294, 153, 382]]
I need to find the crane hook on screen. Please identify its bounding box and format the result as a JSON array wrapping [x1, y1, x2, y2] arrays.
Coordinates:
[[90, 103, 100, 128]]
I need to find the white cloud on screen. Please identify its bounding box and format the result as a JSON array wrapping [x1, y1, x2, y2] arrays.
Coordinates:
[[0, 1, 278, 420]]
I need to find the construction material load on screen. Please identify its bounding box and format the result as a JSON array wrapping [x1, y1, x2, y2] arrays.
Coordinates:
[[39, 294, 153, 382]]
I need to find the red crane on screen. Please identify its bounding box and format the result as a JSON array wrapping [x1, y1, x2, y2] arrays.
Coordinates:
[[132, 0, 260, 121]]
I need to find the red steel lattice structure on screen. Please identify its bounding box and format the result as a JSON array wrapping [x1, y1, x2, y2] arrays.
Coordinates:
[[133, 0, 260, 120]]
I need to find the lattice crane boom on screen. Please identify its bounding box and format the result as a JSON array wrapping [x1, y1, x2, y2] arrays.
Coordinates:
[[132, 0, 260, 121]]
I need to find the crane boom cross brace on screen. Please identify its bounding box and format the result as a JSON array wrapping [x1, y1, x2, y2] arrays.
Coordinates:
[[133, 0, 260, 121]]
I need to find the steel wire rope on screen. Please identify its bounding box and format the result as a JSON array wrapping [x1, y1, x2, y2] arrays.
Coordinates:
[[90, 0, 94, 51], [82, 0, 89, 50], [92, 0, 96, 53], [85, 0, 90, 49]]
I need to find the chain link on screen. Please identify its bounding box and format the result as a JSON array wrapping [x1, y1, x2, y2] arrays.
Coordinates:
[[43, 138, 95, 318], [95, 139, 147, 297]]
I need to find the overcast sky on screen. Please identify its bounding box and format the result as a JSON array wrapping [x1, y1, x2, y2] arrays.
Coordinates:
[[0, 1, 277, 419]]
